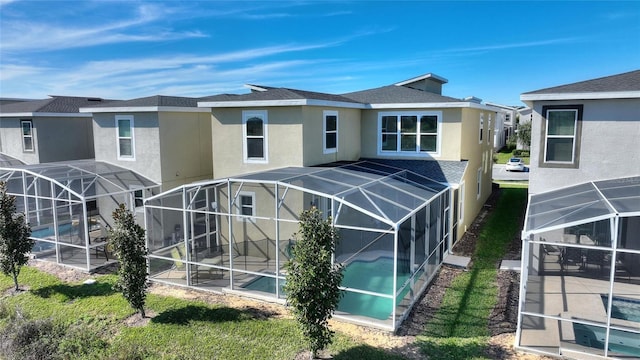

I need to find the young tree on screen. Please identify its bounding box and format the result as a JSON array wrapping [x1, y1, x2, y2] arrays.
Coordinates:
[[517, 121, 532, 150], [109, 204, 148, 317], [0, 181, 33, 291], [284, 207, 343, 359]]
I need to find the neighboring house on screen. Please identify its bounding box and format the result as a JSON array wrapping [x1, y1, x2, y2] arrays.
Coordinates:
[[516, 70, 640, 359], [79, 95, 214, 192], [486, 102, 518, 150], [144, 73, 497, 331], [0, 96, 106, 164]]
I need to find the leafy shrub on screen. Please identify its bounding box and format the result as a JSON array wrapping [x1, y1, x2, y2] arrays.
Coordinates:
[[0, 306, 106, 360], [513, 149, 530, 157]]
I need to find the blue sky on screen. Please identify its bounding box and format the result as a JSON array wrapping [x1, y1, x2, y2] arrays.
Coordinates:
[[1, 1, 638, 106]]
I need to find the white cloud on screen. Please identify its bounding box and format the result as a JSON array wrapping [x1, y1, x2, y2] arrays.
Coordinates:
[[0, 3, 206, 53]]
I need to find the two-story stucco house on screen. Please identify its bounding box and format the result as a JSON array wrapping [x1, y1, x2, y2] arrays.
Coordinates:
[[515, 70, 640, 359], [0, 96, 105, 164], [144, 73, 498, 331]]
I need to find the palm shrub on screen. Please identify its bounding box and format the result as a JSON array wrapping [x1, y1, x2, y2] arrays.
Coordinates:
[[284, 207, 343, 359], [109, 204, 148, 317], [0, 181, 33, 291]]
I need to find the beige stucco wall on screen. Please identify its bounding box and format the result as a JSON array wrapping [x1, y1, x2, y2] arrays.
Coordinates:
[[301, 106, 361, 166], [211, 107, 304, 178], [455, 108, 495, 238], [158, 111, 213, 190]]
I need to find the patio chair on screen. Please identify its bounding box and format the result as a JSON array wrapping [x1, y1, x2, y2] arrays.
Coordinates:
[[170, 243, 186, 271]]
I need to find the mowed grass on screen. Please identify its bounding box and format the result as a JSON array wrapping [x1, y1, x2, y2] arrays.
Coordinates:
[[417, 185, 528, 359], [494, 148, 530, 165], [0, 268, 404, 360]]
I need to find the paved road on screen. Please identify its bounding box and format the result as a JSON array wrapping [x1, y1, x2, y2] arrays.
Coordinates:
[[493, 164, 529, 181]]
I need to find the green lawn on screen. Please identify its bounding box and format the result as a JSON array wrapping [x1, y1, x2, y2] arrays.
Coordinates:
[[417, 184, 528, 359], [1, 185, 529, 360], [494, 148, 530, 165], [0, 269, 403, 360]]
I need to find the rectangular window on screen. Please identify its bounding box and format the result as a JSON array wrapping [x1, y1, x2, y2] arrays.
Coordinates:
[[542, 105, 582, 167], [378, 112, 441, 156], [21, 120, 34, 152], [479, 113, 484, 143], [116, 115, 134, 160], [236, 192, 256, 222], [477, 168, 482, 199], [323, 110, 338, 154], [243, 110, 268, 163], [134, 189, 144, 208], [487, 115, 492, 145]]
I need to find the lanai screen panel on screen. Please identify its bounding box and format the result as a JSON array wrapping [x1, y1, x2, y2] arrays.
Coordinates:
[[0, 160, 159, 271], [525, 176, 640, 234]]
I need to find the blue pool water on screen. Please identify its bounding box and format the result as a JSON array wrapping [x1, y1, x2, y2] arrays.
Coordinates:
[[573, 323, 640, 357], [31, 223, 75, 239], [242, 257, 411, 321], [601, 295, 640, 323]]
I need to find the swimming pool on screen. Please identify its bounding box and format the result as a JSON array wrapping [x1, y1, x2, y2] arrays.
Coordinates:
[[242, 256, 411, 321], [573, 323, 640, 357], [31, 222, 75, 239], [601, 295, 640, 323]]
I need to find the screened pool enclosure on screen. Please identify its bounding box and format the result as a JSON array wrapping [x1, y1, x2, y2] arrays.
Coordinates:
[[0, 160, 159, 272], [145, 161, 452, 330], [517, 176, 640, 359]]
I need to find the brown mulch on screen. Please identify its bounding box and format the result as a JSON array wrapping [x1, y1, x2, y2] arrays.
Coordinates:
[[21, 186, 553, 359]]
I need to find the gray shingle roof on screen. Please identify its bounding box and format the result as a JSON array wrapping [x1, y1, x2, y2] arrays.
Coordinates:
[[341, 85, 462, 104], [199, 87, 362, 104], [320, 158, 468, 185], [85, 95, 200, 108], [360, 158, 468, 185], [523, 69, 640, 94], [0, 96, 113, 114]]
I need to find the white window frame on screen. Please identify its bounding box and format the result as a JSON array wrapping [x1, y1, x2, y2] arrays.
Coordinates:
[[128, 186, 145, 212], [476, 167, 482, 199], [479, 113, 484, 144], [21, 120, 34, 152], [377, 111, 442, 157], [323, 110, 338, 154], [116, 115, 135, 160], [242, 110, 268, 164], [235, 191, 256, 222], [544, 109, 578, 164], [487, 115, 492, 145]]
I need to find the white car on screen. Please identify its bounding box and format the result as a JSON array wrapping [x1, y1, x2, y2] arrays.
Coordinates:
[[505, 157, 525, 172]]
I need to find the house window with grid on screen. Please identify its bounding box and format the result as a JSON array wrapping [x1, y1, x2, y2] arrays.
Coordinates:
[[243, 110, 268, 163], [543, 105, 582, 165], [236, 192, 256, 222], [21, 120, 34, 152], [116, 115, 134, 160], [378, 112, 441, 155], [323, 110, 338, 154]]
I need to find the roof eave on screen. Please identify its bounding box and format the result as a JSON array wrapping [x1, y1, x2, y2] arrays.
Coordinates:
[[197, 99, 365, 109], [0, 112, 92, 118], [79, 106, 209, 113], [520, 91, 640, 102]]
